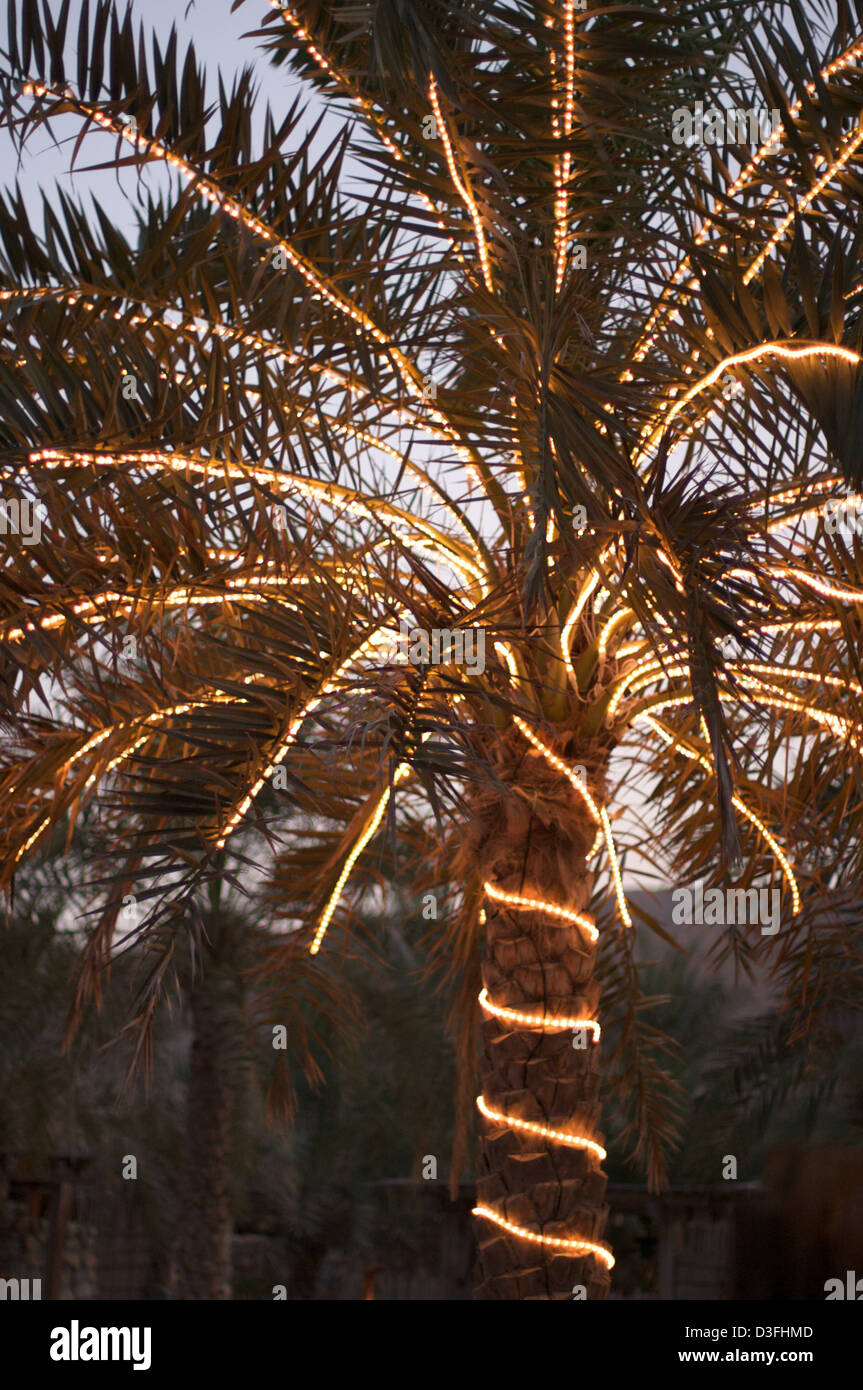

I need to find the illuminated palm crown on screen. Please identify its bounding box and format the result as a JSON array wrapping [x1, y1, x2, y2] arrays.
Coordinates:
[[2, 0, 863, 1297]]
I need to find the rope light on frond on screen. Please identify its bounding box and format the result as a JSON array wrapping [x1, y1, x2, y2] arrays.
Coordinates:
[[551, 1, 578, 294], [428, 77, 494, 293], [12, 693, 243, 863], [643, 113, 863, 386], [640, 686, 861, 753], [18, 85, 383, 337], [637, 712, 801, 914], [0, 283, 461, 453], [29, 448, 485, 584], [729, 564, 863, 606], [737, 476, 858, 536], [308, 761, 414, 954], [731, 803, 800, 915], [608, 654, 716, 722], [102, 733, 150, 777], [270, 2, 399, 156], [20, 81, 481, 457], [611, 652, 863, 728], [271, 1, 472, 274], [11, 624, 396, 868], [599, 807, 632, 928], [757, 478, 844, 513], [0, 578, 305, 643], [217, 625, 409, 853], [597, 608, 632, 660], [744, 117, 863, 285], [757, 619, 843, 636], [728, 675, 861, 749], [729, 662, 863, 699], [609, 624, 842, 706], [630, 35, 863, 366], [637, 341, 862, 467], [615, 636, 651, 661], [561, 563, 608, 687]]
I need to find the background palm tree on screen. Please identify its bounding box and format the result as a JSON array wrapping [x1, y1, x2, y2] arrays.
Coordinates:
[[0, 812, 357, 1298], [0, 834, 462, 1299], [2, 0, 863, 1300]]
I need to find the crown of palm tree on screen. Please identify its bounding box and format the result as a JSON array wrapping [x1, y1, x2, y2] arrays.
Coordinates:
[[2, 0, 863, 1289]]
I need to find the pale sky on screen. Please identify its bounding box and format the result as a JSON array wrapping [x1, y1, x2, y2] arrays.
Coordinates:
[[1, 1, 314, 234]]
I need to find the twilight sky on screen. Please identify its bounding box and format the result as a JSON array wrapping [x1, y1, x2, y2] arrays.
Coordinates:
[[1, 0, 314, 236]]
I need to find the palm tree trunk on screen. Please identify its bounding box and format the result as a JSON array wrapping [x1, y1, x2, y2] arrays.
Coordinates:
[[471, 736, 611, 1300], [174, 926, 242, 1300]]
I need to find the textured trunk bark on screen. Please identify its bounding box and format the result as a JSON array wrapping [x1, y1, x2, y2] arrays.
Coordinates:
[[472, 737, 611, 1300], [174, 926, 242, 1300]]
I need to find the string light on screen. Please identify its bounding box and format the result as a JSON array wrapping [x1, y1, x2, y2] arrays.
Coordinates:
[[271, 2, 472, 274], [29, 448, 485, 583], [638, 713, 801, 913], [2, 281, 474, 467], [630, 35, 863, 367], [0, 577, 304, 643], [12, 693, 242, 863], [599, 807, 632, 928], [472, 1207, 615, 1268], [478, 988, 600, 1037], [744, 118, 863, 285], [728, 563, 863, 605], [553, 1, 578, 294], [220, 624, 410, 854], [477, 1096, 606, 1159], [637, 341, 862, 467], [730, 662, 863, 698], [756, 618, 842, 636], [639, 686, 860, 752], [20, 79, 488, 468], [731, 675, 860, 749], [597, 607, 631, 660], [483, 881, 598, 941], [428, 76, 494, 293], [310, 782, 390, 950], [560, 548, 619, 688]]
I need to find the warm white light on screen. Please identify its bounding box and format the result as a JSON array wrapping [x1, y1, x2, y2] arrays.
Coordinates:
[[478, 987, 600, 1038], [472, 1206, 615, 1268], [477, 1096, 606, 1159]]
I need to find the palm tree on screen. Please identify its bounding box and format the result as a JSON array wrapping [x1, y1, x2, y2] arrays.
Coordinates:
[[169, 882, 353, 1300], [0, 825, 367, 1300], [2, 0, 863, 1300]]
